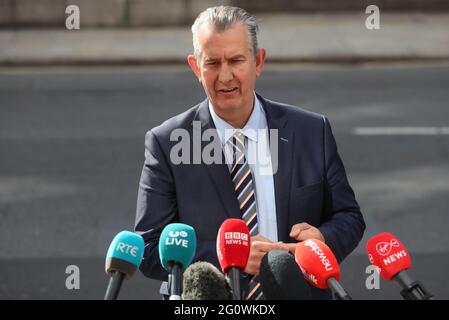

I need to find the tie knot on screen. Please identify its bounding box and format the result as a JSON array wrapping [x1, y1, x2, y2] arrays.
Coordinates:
[[232, 131, 245, 147], [234, 131, 244, 139], [228, 132, 245, 164]]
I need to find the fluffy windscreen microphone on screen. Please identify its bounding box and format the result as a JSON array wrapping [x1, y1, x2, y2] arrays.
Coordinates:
[[182, 261, 233, 300], [259, 250, 312, 300]]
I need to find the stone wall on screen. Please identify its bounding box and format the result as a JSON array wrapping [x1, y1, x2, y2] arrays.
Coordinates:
[[1, 0, 448, 28]]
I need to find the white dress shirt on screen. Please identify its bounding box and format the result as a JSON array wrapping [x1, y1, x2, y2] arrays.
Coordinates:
[[208, 93, 279, 242]]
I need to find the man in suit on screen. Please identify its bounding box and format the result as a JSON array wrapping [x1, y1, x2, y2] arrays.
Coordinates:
[[135, 6, 365, 299]]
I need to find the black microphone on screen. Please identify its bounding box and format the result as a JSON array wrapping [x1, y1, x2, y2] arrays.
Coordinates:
[[182, 261, 233, 300], [259, 250, 312, 300]]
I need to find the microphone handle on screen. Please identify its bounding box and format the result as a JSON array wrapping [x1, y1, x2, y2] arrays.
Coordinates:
[[104, 270, 125, 300], [327, 278, 352, 300], [227, 267, 242, 300], [169, 263, 183, 298], [394, 271, 433, 300]]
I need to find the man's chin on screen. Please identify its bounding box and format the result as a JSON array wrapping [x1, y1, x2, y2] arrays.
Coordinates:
[[214, 103, 242, 114], [211, 98, 242, 112]]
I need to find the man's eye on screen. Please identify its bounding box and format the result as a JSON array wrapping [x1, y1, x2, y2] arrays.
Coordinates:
[[206, 61, 218, 65]]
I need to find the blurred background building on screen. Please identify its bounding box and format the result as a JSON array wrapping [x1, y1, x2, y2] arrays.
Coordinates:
[[1, 0, 449, 28]]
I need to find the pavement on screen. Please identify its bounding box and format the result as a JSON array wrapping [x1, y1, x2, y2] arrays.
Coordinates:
[[1, 13, 449, 65]]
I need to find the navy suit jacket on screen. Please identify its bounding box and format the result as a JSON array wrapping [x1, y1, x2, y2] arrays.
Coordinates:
[[135, 93, 366, 299]]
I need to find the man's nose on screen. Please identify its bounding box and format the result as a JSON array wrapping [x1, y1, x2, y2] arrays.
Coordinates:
[[218, 63, 233, 83]]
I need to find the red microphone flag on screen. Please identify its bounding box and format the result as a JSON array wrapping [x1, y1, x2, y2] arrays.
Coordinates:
[[216, 218, 251, 273], [295, 239, 340, 289], [366, 232, 411, 280]]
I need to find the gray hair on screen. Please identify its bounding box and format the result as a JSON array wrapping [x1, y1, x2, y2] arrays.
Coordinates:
[[191, 6, 259, 59]]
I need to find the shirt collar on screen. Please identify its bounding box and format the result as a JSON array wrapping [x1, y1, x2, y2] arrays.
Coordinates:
[[208, 92, 266, 146]]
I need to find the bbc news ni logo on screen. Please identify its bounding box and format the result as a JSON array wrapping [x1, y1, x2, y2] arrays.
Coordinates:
[[65, 5, 80, 30]]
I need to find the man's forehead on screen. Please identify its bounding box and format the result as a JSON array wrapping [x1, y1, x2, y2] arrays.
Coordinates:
[[197, 22, 251, 59]]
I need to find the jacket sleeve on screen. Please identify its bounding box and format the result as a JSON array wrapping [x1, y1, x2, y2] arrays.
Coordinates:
[[135, 130, 177, 281], [134, 130, 221, 281], [318, 117, 366, 263]]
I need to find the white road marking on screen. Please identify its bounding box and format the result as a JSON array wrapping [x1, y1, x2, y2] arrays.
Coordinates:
[[354, 127, 449, 135]]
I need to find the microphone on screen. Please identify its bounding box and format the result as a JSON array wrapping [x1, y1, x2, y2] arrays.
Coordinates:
[[295, 239, 352, 300], [366, 232, 433, 300], [104, 230, 144, 300], [216, 218, 251, 300], [159, 223, 197, 300], [259, 250, 311, 300], [182, 261, 233, 300]]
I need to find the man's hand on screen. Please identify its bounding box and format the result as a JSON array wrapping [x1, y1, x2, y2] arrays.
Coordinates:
[[289, 222, 325, 243], [244, 235, 289, 276], [284, 243, 298, 255]]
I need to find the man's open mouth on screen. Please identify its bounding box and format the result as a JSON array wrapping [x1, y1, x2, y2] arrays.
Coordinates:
[[219, 87, 238, 93]]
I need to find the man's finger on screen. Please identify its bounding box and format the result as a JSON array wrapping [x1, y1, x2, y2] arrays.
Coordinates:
[[252, 234, 272, 243], [245, 248, 268, 275], [273, 242, 290, 252], [284, 242, 298, 254], [289, 222, 311, 238], [251, 240, 279, 252], [295, 228, 324, 242], [244, 262, 260, 275]]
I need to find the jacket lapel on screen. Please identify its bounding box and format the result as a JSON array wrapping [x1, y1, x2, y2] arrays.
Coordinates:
[[257, 94, 294, 242], [193, 100, 242, 219]]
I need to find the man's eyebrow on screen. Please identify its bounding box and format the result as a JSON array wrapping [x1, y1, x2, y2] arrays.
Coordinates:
[[203, 55, 246, 63], [229, 54, 246, 60]]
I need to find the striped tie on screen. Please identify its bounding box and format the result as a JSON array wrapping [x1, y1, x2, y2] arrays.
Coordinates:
[[229, 131, 263, 300]]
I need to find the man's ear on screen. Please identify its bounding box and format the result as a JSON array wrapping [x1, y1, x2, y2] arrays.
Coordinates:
[[255, 48, 266, 78], [187, 54, 201, 82]]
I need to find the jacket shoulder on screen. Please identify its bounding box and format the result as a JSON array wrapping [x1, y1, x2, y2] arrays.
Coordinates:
[[264, 98, 326, 127], [147, 102, 202, 140]]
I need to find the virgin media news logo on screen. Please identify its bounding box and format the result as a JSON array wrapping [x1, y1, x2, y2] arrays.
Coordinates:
[[376, 239, 400, 256]]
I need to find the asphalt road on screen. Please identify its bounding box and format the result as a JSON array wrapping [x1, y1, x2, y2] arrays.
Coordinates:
[[0, 63, 448, 299]]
